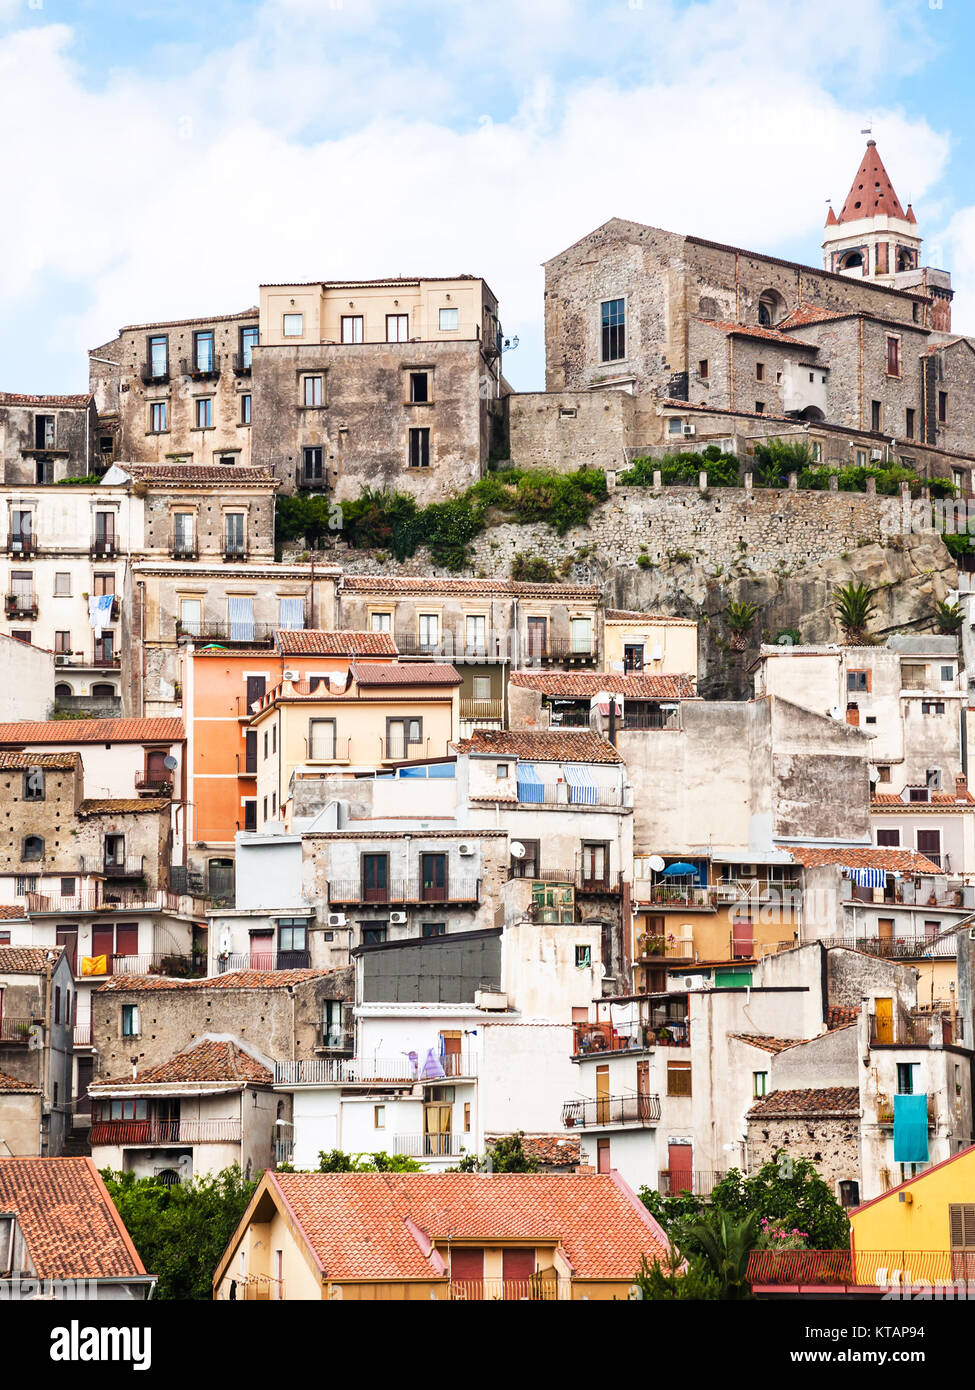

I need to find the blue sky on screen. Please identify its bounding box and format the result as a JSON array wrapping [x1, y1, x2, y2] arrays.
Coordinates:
[[2, 0, 974, 394]]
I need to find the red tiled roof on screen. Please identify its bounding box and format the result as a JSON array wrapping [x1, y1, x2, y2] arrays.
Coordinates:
[[0, 946, 63, 974], [453, 729, 623, 763], [77, 798, 171, 815], [510, 670, 696, 699], [268, 1170, 669, 1280], [0, 718, 183, 745], [95, 968, 329, 992], [0, 1157, 147, 1279], [827, 1005, 861, 1030], [836, 141, 908, 224], [729, 1034, 804, 1054], [124, 464, 277, 487], [0, 1070, 40, 1093], [604, 610, 696, 624], [777, 304, 850, 329], [349, 662, 462, 687], [872, 791, 975, 808], [0, 751, 81, 770], [94, 1039, 272, 1089], [789, 846, 942, 874], [485, 1134, 581, 1167], [0, 906, 27, 920], [696, 318, 820, 349], [340, 576, 600, 599], [275, 630, 398, 657], [747, 1086, 860, 1119], [0, 392, 92, 408]]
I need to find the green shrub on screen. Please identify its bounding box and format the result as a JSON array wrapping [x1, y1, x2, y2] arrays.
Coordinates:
[[511, 553, 559, 582], [620, 451, 741, 489]]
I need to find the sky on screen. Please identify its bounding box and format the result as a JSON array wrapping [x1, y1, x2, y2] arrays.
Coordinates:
[[2, 0, 975, 394]]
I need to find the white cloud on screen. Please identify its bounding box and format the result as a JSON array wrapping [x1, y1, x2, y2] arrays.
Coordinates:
[[0, 0, 958, 393]]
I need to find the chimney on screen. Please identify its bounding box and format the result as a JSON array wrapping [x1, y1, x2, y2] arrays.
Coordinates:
[[956, 773, 969, 803]]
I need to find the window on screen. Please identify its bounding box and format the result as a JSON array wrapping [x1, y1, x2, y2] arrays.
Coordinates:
[[753, 1071, 768, 1098], [755, 362, 765, 382], [496, 763, 510, 779], [308, 718, 337, 760], [148, 335, 168, 378], [194, 330, 215, 372], [370, 611, 392, 633], [698, 359, 709, 379], [410, 372, 429, 403], [939, 391, 948, 424], [896, 1062, 918, 1095], [278, 596, 305, 630], [10, 510, 32, 549], [886, 336, 901, 377], [11, 630, 31, 645], [386, 314, 409, 342], [600, 298, 625, 362], [195, 398, 213, 429], [278, 921, 307, 956], [921, 701, 946, 715], [54, 572, 71, 595], [238, 325, 259, 369], [178, 598, 201, 636], [418, 613, 439, 650], [386, 716, 422, 758], [571, 617, 592, 654], [23, 768, 44, 801], [282, 313, 303, 337], [224, 514, 246, 558], [341, 315, 363, 343], [574, 944, 592, 968], [472, 676, 491, 700], [847, 670, 869, 692], [60, 877, 75, 897], [122, 1004, 139, 1038], [422, 922, 446, 938], [906, 407, 915, 439], [409, 426, 430, 468], [668, 417, 683, 435], [624, 644, 644, 672], [173, 512, 195, 556], [464, 1102, 471, 1132], [32, 413, 55, 450], [855, 449, 868, 467], [667, 1060, 692, 1097], [439, 307, 459, 331], [581, 842, 609, 887], [53, 987, 61, 1025], [941, 665, 954, 682], [374, 1105, 386, 1129], [917, 829, 941, 866], [871, 400, 882, 432], [272, 724, 277, 755], [811, 440, 823, 462], [300, 446, 324, 486], [839, 1180, 860, 1209], [526, 615, 547, 657], [361, 924, 387, 946], [149, 401, 167, 433], [876, 828, 900, 847], [104, 834, 125, 868], [14, 875, 37, 895], [22, 836, 44, 862], [302, 375, 323, 407], [466, 614, 486, 653], [243, 800, 257, 832], [755, 401, 765, 414], [240, 393, 252, 425], [877, 765, 891, 783]]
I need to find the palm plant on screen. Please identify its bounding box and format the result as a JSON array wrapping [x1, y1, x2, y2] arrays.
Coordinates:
[[724, 599, 759, 651], [682, 1211, 759, 1299], [935, 600, 964, 634], [832, 581, 878, 644]]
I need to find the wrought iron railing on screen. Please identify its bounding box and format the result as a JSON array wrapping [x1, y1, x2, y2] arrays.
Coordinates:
[[216, 951, 311, 973], [747, 1249, 961, 1287], [561, 1094, 661, 1128], [658, 1169, 727, 1197], [0, 1016, 36, 1043], [327, 879, 480, 905], [90, 1119, 242, 1145], [391, 1134, 467, 1158], [275, 1053, 476, 1085]]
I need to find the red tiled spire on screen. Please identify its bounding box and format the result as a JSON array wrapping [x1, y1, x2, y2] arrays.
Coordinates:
[[906, 203, 917, 225], [836, 140, 909, 223], [825, 204, 838, 227]]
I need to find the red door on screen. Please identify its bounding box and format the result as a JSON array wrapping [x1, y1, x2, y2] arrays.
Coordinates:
[[250, 932, 274, 971], [596, 1138, 611, 1173], [451, 1248, 484, 1299], [502, 1247, 535, 1300], [668, 1142, 693, 1196], [732, 916, 754, 959], [91, 925, 114, 975], [115, 923, 139, 967]]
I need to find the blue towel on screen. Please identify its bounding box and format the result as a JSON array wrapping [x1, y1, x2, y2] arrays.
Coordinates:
[[893, 1093, 929, 1163]]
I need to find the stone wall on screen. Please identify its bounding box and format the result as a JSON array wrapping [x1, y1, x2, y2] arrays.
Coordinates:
[[746, 1112, 861, 1192], [508, 390, 638, 472]]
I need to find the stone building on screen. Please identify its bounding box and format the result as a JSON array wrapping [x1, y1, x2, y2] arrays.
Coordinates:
[[745, 1085, 862, 1202], [0, 392, 103, 484], [0, 945, 74, 1155]]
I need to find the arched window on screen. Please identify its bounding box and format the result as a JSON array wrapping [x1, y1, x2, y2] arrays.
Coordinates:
[[839, 250, 864, 273], [22, 835, 44, 862], [838, 1179, 860, 1208], [800, 406, 826, 422], [55, 683, 71, 700], [92, 683, 117, 699], [758, 289, 786, 326], [896, 247, 915, 273]]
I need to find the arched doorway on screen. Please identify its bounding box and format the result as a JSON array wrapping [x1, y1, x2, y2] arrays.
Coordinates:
[[839, 250, 864, 273], [757, 289, 786, 326]]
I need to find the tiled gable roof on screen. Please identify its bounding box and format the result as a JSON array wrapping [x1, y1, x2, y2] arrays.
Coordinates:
[[0, 946, 63, 974], [788, 846, 942, 874], [827, 1005, 861, 1029], [270, 1170, 668, 1280], [696, 317, 820, 349], [124, 464, 276, 487], [0, 718, 183, 745], [485, 1134, 581, 1167], [0, 392, 92, 408], [95, 967, 329, 992], [510, 670, 696, 699], [0, 1070, 41, 1093], [349, 662, 462, 686], [777, 304, 851, 329], [275, 629, 398, 657], [453, 729, 623, 763], [729, 1034, 804, 1054], [95, 1039, 272, 1088], [604, 610, 697, 625], [747, 1086, 860, 1119], [0, 1157, 147, 1279], [872, 791, 975, 808], [0, 751, 81, 771], [77, 798, 171, 815], [340, 576, 600, 599]]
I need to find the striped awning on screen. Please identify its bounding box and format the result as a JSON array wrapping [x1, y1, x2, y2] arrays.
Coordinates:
[[843, 866, 886, 888], [563, 762, 596, 805], [516, 761, 544, 803]]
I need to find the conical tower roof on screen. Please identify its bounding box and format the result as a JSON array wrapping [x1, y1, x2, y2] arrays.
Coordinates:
[[836, 140, 909, 223]]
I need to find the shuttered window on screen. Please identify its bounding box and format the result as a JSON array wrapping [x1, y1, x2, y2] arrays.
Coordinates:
[[950, 1204, 975, 1250]]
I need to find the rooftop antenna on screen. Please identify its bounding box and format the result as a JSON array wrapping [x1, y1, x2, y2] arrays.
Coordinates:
[[861, 120, 874, 139]]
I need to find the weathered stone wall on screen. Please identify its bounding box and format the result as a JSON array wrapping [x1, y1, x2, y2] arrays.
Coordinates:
[[508, 391, 637, 472], [746, 1112, 861, 1191], [141, 482, 276, 560], [0, 400, 98, 485]]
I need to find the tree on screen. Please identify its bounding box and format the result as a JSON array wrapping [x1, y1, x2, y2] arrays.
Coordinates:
[[454, 1132, 539, 1173], [629, 1247, 720, 1300], [101, 1166, 256, 1301], [832, 580, 878, 643], [680, 1211, 758, 1299], [935, 600, 964, 634], [724, 599, 759, 651], [706, 1153, 850, 1251], [314, 1149, 423, 1173]]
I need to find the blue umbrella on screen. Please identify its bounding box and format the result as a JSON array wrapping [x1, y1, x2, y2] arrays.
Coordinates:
[[662, 862, 697, 876]]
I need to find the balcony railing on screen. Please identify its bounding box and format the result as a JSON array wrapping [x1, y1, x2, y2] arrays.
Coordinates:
[[561, 1094, 661, 1129], [449, 1278, 566, 1301], [747, 1249, 961, 1289], [818, 934, 958, 960], [274, 1139, 294, 1166], [140, 361, 170, 384], [870, 1010, 965, 1047], [90, 538, 117, 558], [135, 771, 174, 795], [171, 543, 199, 561], [316, 1026, 354, 1052], [176, 620, 276, 647], [110, 953, 207, 979], [5, 536, 37, 556], [275, 1053, 476, 1085], [572, 1019, 690, 1055], [0, 1016, 36, 1043], [5, 592, 37, 619], [844, 883, 963, 909], [874, 1095, 937, 1126], [297, 470, 327, 491], [306, 737, 352, 763], [216, 950, 311, 973], [658, 1170, 727, 1197], [73, 1022, 92, 1047], [392, 1134, 467, 1158], [515, 784, 624, 808], [102, 856, 145, 879], [181, 355, 221, 380], [91, 1119, 242, 1146], [231, 352, 252, 376], [459, 698, 504, 722], [379, 738, 432, 762], [523, 638, 598, 665], [327, 879, 480, 906]]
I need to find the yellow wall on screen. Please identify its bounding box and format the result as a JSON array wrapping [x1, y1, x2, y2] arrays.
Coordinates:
[[258, 689, 459, 771], [851, 1147, 975, 1269], [603, 618, 698, 679], [260, 280, 495, 348], [634, 903, 800, 965]]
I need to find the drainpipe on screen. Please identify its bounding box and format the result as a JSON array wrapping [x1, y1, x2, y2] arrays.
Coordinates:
[[137, 580, 146, 718]]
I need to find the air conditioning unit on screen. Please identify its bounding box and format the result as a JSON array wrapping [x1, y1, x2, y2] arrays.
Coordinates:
[[682, 423, 696, 436], [389, 911, 407, 925], [458, 842, 475, 856], [282, 669, 299, 681], [870, 449, 883, 461], [326, 912, 347, 928], [55, 655, 67, 666]]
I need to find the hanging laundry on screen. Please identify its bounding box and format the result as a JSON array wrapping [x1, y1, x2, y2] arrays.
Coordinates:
[[88, 592, 115, 637], [420, 1048, 446, 1080]]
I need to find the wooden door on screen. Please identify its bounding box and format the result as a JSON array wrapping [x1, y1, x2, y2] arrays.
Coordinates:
[[451, 1248, 484, 1298], [596, 1138, 610, 1173], [668, 1142, 693, 1195], [440, 1030, 462, 1076], [421, 853, 447, 902], [361, 854, 389, 903], [637, 1059, 652, 1122], [526, 616, 547, 657], [732, 916, 754, 959], [91, 925, 114, 975], [249, 932, 274, 970], [502, 1247, 535, 1300], [875, 996, 894, 1045], [595, 1064, 610, 1124], [76, 1055, 94, 1118]]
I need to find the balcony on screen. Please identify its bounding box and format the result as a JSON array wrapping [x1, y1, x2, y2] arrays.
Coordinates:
[[171, 543, 199, 561], [54, 693, 122, 718], [0, 1016, 36, 1043], [524, 638, 598, 666], [135, 771, 174, 796], [843, 882, 963, 909], [274, 1053, 477, 1085], [91, 650, 121, 671], [561, 1093, 661, 1129], [314, 1026, 354, 1053], [102, 855, 146, 879], [449, 1278, 566, 1301], [231, 352, 252, 376], [73, 1022, 92, 1047], [391, 1134, 467, 1159], [176, 620, 275, 648], [110, 953, 207, 979], [224, 545, 248, 563], [873, 1095, 938, 1126], [746, 1249, 960, 1290], [5, 535, 37, 556], [306, 737, 352, 764], [181, 355, 221, 381], [90, 1118, 242, 1146], [658, 1169, 727, 1198], [393, 634, 502, 661], [459, 698, 504, 723], [818, 934, 957, 960], [296, 469, 327, 492], [326, 879, 480, 906], [5, 592, 37, 620], [90, 538, 117, 559], [515, 784, 625, 808], [216, 950, 311, 973], [274, 1139, 294, 1167], [379, 737, 433, 762], [870, 1008, 965, 1047], [572, 1019, 689, 1055]]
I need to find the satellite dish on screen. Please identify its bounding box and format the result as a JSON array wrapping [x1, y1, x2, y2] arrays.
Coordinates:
[[648, 854, 665, 873], [510, 841, 526, 859], [163, 755, 179, 771], [830, 705, 843, 720]]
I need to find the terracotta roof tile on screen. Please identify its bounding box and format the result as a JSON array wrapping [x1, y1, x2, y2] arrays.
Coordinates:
[[0, 392, 92, 408], [747, 1086, 860, 1119], [125, 464, 277, 487], [697, 317, 820, 348], [0, 718, 183, 745], [454, 729, 623, 763], [340, 576, 600, 599], [510, 670, 696, 699], [349, 662, 462, 686], [872, 791, 975, 807], [827, 1005, 861, 1029], [95, 967, 329, 992], [777, 304, 851, 329], [485, 1134, 581, 1167], [729, 1033, 804, 1054], [77, 798, 171, 815], [269, 1170, 668, 1280], [0, 1070, 41, 1093], [0, 946, 63, 974], [0, 906, 27, 920], [0, 1157, 147, 1279], [95, 1039, 272, 1088], [604, 610, 697, 624], [0, 751, 81, 770], [117, 307, 258, 332], [275, 629, 398, 657], [789, 846, 942, 874], [836, 141, 908, 223]]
